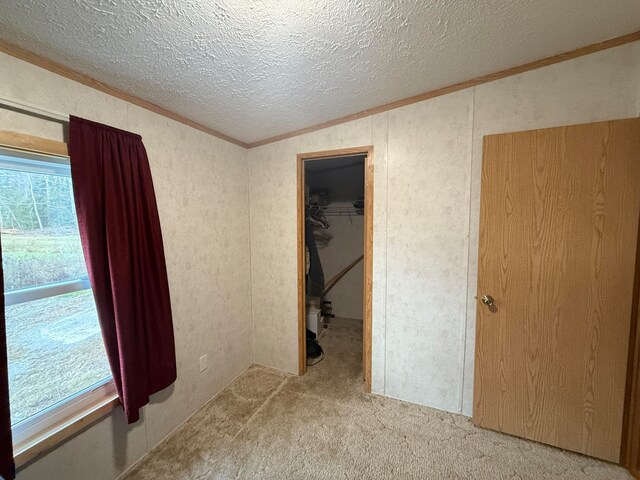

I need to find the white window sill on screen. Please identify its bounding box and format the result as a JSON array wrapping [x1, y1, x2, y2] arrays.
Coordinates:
[[14, 393, 120, 468]]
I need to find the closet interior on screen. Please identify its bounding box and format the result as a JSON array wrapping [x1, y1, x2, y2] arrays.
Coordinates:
[[304, 154, 365, 366]]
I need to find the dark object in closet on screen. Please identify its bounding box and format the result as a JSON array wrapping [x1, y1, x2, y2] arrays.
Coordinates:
[[322, 300, 335, 318], [353, 199, 365, 216], [306, 329, 324, 365], [305, 219, 324, 296], [307, 204, 330, 229]]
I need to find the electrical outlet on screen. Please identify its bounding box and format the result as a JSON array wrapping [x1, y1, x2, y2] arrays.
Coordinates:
[[199, 354, 208, 372]]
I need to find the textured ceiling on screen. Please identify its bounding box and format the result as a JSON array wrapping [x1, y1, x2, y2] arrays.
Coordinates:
[[0, 1, 639, 145]]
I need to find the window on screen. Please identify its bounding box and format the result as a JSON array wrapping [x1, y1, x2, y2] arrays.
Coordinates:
[[0, 147, 113, 447]]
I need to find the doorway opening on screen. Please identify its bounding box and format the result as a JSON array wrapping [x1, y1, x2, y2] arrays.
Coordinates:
[[297, 147, 373, 392]]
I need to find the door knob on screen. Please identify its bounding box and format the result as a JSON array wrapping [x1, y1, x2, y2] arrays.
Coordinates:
[[481, 295, 495, 307]]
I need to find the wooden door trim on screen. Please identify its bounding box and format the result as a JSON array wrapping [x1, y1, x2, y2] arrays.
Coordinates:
[[296, 146, 373, 393]]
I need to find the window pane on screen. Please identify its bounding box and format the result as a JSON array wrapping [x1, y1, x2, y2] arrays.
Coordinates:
[[0, 155, 111, 428], [0, 168, 87, 291], [6, 289, 111, 425]]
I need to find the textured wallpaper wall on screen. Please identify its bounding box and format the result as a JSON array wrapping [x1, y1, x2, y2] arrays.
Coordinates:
[[248, 40, 640, 416], [0, 52, 253, 480]]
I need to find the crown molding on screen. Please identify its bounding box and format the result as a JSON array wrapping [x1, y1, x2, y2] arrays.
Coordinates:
[[247, 30, 640, 149], [1, 31, 639, 151], [0, 39, 248, 148]]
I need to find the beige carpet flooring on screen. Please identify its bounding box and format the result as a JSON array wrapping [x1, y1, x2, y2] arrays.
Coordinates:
[[121, 318, 631, 479]]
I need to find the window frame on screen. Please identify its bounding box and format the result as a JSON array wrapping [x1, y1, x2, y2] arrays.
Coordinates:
[[0, 143, 117, 459], [11, 379, 117, 448], [5, 277, 91, 306]]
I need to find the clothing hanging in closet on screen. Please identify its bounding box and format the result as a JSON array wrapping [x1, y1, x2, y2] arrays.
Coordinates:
[[305, 219, 324, 296]]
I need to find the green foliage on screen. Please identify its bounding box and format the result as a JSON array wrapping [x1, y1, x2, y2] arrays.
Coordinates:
[[2, 232, 87, 290], [0, 168, 88, 290]]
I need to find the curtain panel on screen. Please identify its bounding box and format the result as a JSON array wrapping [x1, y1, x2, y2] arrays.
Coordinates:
[[0, 241, 14, 480], [69, 116, 176, 423]]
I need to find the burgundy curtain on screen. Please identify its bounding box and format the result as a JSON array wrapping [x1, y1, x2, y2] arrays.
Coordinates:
[[69, 116, 176, 423], [0, 241, 14, 480]]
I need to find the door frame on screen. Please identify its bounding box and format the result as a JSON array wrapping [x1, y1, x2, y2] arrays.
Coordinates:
[[621, 217, 640, 478], [296, 146, 373, 392]]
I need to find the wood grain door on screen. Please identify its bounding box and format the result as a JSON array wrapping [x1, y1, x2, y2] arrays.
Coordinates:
[[473, 118, 640, 462]]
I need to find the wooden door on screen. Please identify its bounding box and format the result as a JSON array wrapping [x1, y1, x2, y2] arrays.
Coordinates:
[[473, 118, 640, 462]]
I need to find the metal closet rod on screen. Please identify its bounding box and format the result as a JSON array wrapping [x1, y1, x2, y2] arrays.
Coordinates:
[[319, 205, 364, 217], [0, 95, 69, 123]]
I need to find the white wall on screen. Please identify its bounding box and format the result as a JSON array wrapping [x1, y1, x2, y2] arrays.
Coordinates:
[[314, 203, 364, 320], [0, 52, 253, 480], [248, 41, 640, 414]]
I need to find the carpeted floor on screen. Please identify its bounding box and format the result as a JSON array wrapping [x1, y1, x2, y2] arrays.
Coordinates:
[[121, 318, 631, 479]]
